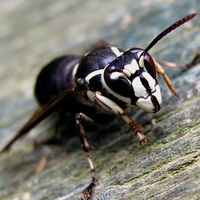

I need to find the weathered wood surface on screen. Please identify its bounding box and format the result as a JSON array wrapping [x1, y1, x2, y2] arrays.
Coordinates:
[[0, 1, 200, 200]]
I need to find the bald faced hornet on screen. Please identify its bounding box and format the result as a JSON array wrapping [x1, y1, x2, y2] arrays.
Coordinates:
[[1, 12, 199, 200]]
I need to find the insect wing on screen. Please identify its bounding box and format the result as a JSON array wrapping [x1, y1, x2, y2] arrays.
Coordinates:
[[0, 88, 76, 154]]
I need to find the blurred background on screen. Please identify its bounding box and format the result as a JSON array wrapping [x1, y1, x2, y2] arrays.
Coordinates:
[[0, 1, 199, 199]]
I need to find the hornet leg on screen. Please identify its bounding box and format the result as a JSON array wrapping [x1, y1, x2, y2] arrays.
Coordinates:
[[154, 52, 200, 97], [157, 52, 200, 70], [76, 113, 98, 200], [94, 91, 147, 144], [154, 60, 178, 97]]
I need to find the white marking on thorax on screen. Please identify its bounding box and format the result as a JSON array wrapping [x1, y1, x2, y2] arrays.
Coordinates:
[[111, 46, 123, 57], [85, 69, 104, 84], [72, 63, 79, 78]]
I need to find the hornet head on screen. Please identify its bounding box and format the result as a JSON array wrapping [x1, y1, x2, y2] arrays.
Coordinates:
[[102, 48, 161, 113], [102, 12, 197, 113]]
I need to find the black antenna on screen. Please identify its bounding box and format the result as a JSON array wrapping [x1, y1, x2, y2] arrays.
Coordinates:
[[144, 12, 198, 54]]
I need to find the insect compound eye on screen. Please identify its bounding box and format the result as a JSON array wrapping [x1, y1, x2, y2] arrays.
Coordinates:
[[128, 48, 157, 79], [102, 63, 134, 104]]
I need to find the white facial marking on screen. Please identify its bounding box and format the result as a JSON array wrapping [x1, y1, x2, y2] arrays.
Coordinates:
[[132, 77, 147, 97], [136, 96, 155, 113], [132, 72, 156, 98], [123, 69, 131, 77], [110, 72, 131, 87], [154, 85, 162, 106], [142, 72, 156, 90], [110, 71, 129, 81], [137, 51, 143, 58], [136, 84, 162, 113], [139, 54, 145, 68], [111, 46, 123, 57], [124, 59, 140, 75], [101, 71, 131, 105]]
